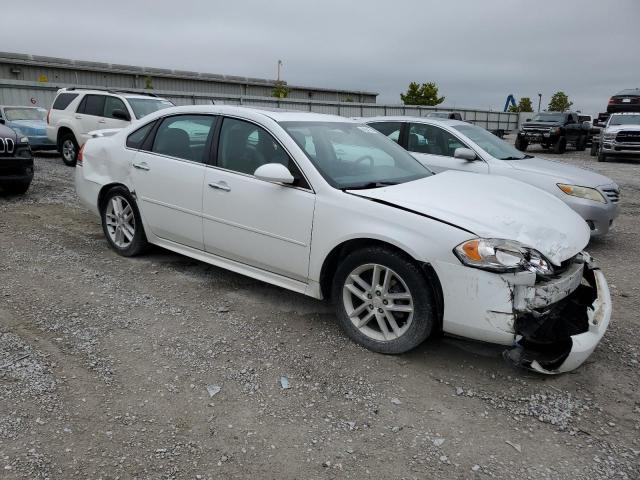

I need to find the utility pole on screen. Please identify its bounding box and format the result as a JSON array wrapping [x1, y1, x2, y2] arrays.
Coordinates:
[[277, 60, 283, 82], [537, 93, 542, 112]]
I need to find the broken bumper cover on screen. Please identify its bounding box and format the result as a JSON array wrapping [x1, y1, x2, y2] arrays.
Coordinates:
[[506, 257, 611, 374]]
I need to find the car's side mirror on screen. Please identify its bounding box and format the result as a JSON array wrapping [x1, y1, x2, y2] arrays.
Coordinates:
[[111, 109, 131, 121], [254, 163, 295, 184], [454, 147, 477, 161]]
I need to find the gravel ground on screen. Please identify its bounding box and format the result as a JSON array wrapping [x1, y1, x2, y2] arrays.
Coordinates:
[[0, 147, 639, 479]]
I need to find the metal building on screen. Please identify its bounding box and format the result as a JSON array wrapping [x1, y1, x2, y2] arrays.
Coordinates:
[[0, 51, 378, 103]]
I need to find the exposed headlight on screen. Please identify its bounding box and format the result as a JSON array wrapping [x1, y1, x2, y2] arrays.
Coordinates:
[[454, 238, 554, 276], [557, 184, 606, 203]]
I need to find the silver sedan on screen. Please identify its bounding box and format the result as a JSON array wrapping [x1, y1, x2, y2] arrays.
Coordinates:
[[366, 117, 619, 236]]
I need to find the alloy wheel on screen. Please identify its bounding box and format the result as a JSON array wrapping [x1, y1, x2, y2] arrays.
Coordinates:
[[62, 139, 76, 163], [105, 195, 136, 248], [342, 263, 414, 342]]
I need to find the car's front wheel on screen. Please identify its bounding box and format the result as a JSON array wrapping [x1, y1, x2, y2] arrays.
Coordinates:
[[100, 186, 148, 256], [332, 247, 436, 354], [553, 136, 567, 154], [597, 150, 607, 162]]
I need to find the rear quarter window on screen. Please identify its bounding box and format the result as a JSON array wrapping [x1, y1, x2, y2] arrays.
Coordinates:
[[126, 122, 155, 149], [52, 93, 79, 110]]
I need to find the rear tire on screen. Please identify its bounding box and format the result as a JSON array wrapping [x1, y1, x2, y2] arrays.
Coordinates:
[[576, 135, 587, 151], [332, 246, 436, 354], [2, 181, 30, 195], [59, 133, 79, 167], [553, 136, 567, 154], [100, 186, 148, 257]]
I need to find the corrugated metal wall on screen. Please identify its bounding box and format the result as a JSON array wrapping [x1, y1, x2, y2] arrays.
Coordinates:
[[0, 80, 519, 132]]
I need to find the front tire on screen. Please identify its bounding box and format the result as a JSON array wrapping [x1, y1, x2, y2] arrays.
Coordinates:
[[576, 135, 587, 151], [332, 247, 436, 354], [590, 142, 598, 157], [515, 137, 528, 152], [100, 186, 148, 256], [59, 133, 79, 167], [597, 150, 607, 162], [553, 136, 567, 154]]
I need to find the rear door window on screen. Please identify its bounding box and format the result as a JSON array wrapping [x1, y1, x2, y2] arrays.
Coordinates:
[[126, 122, 155, 149], [52, 93, 79, 110]]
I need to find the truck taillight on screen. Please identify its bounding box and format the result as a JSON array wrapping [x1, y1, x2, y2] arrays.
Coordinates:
[[77, 144, 85, 165]]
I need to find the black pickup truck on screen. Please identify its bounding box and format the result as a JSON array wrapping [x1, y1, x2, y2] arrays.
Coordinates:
[[515, 112, 591, 153], [0, 123, 33, 195]]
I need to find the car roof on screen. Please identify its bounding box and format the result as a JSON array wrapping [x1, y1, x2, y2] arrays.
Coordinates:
[[142, 104, 355, 124], [360, 115, 468, 127], [614, 88, 640, 96], [609, 112, 640, 116], [57, 87, 165, 100]]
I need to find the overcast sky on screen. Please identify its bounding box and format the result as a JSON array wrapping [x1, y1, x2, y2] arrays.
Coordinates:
[[5, 0, 640, 115]]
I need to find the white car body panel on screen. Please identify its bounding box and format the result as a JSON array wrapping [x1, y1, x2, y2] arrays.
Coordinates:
[[75, 105, 611, 374]]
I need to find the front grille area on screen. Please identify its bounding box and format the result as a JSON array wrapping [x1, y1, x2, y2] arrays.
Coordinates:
[[616, 131, 640, 143], [601, 187, 620, 203]]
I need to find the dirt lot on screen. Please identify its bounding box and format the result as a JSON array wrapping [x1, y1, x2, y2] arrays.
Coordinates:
[[1, 147, 639, 479]]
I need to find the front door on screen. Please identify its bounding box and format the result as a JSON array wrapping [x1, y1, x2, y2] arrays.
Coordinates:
[[130, 114, 217, 250], [74, 94, 105, 144], [202, 117, 315, 282], [406, 123, 489, 174]]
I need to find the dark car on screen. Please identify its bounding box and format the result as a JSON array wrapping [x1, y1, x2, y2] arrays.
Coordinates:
[[515, 112, 590, 153], [0, 123, 34, 195], [607, 88, 640, 113]]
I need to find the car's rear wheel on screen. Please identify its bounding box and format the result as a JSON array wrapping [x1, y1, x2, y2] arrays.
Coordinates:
[[332, 247, 436, 354], [100, 186, 148, 256], [553, 136, 567, 154], [59, 133, 79, 167], [1, 181, 30, 195]]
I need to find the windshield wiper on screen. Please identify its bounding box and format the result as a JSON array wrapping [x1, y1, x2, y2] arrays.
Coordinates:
[[343, 181, 398, 190]]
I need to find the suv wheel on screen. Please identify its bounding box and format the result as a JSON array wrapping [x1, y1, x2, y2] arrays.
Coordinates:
[[515, 137, 528, 152], [552, 136, 567, 154], [59, 133, 79, 166], [332, 247, 436, 354], [100, 186, 148, 256]]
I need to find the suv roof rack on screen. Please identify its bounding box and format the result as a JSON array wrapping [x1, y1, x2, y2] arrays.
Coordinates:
[[64, 87, 159, 98]]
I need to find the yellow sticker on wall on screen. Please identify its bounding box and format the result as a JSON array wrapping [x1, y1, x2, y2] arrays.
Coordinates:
[[38, 74, 48, 83]]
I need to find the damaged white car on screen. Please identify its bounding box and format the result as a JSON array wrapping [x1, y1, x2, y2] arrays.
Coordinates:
[[75, 106, 611, 374]]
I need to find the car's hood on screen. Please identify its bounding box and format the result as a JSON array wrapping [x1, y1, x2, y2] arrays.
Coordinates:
[[604, 125, 640, 134], [506, 156, 616, 187], [0, 124, 17, 139], [7, 119, 46, 132], [348, 171, 589, 265], [522, 122, 560, 129]]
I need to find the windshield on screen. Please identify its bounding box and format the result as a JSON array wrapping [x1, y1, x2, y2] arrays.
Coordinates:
[[126, 97, 174, 119], [609, 114, 640, 126], [531, 113, 566, 122], [454, 124, 526, 160], [4, 107, 47, 121], [280, 122, 431, 189]]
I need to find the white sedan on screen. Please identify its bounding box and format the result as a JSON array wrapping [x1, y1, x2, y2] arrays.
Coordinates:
[[75, 105, 611, 374]]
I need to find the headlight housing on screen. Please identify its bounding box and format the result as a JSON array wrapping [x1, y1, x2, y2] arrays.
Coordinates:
[[454, 238, 554, 276], [557, 184, 606, 203], [19, 136, 29, 144]]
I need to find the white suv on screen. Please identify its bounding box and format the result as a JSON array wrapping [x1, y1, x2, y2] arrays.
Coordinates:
[[46, 88, 173, 166]]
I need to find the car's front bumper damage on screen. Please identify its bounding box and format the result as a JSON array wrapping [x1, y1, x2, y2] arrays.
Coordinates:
[[505, 254, 611, 374]]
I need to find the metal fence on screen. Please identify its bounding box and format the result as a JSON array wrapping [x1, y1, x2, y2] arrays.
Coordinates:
[[0, 79, 519, 133]]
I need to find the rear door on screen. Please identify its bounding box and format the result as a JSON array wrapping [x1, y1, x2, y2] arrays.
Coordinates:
[[130, 114, 217, 250], [406, 122, 488, 174], [74, 94, 105, 144]]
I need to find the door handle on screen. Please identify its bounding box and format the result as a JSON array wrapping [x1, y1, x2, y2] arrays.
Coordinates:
[[133, 162, 150, 171], [208, 181, 231, 192]]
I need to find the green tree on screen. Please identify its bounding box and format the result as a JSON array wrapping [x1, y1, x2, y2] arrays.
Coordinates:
[[547, 91, 573, 112], [144, 76, 154, 90], [400, 82, 445, 106], [272, 81, 289, 99], [508, 97, 534, 113]]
